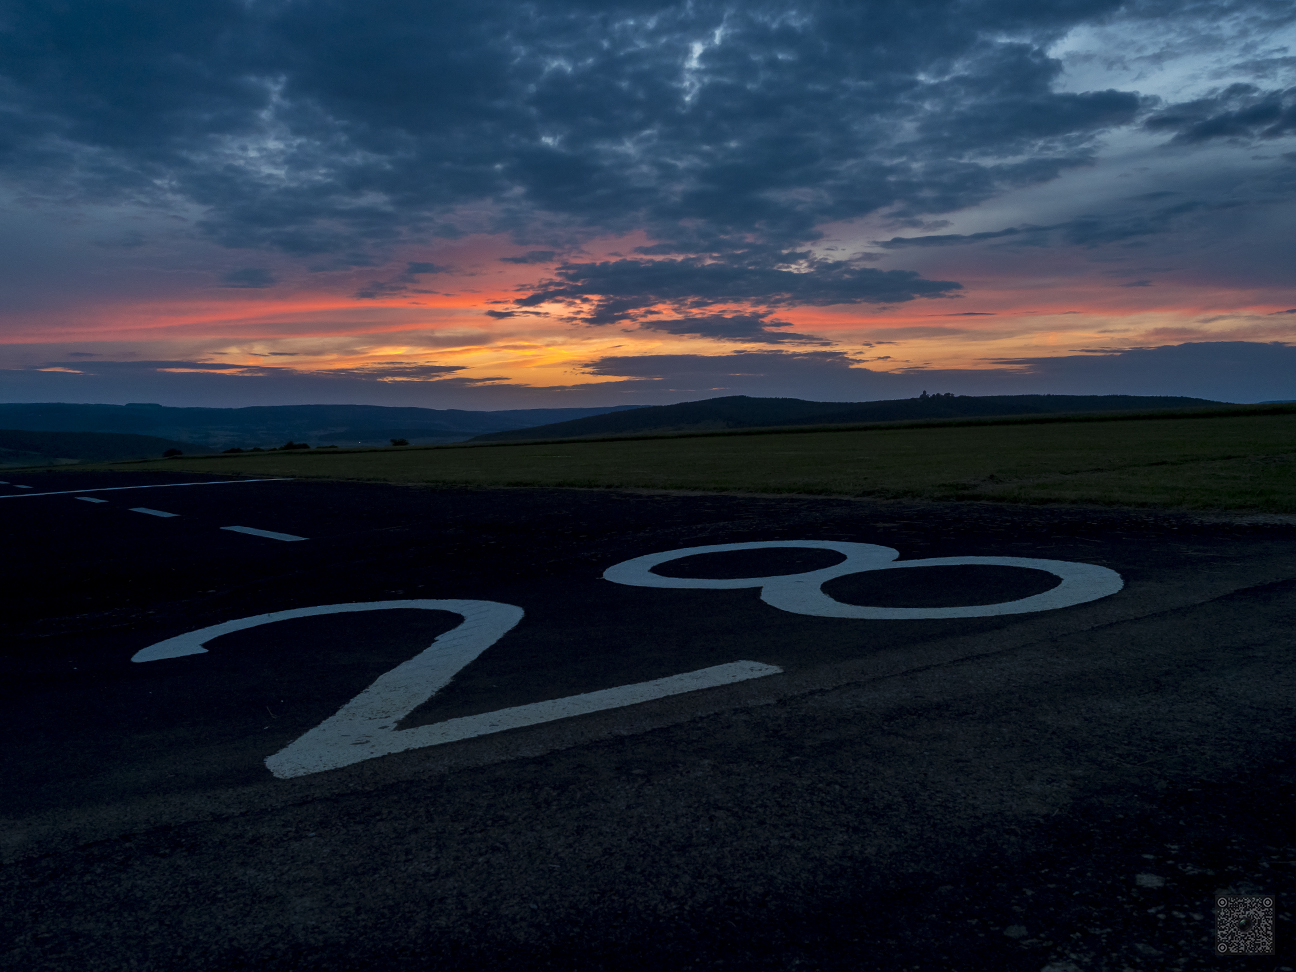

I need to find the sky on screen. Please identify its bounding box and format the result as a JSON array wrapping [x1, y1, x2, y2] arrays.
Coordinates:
[[0, 0, 1294, 409]]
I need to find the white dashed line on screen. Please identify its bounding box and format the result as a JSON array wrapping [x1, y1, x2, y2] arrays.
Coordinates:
[[131, 507, 178, 517], [13, 485, 32, 489], [76, 497, 109, 503], [221, 525, 307, 542], [0, 478, 289, 499]]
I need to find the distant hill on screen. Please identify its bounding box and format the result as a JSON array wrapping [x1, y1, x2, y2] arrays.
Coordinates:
[[0, 429, 206, 467], [468, 394, 1229, 442], [0, 402, 646, 451]]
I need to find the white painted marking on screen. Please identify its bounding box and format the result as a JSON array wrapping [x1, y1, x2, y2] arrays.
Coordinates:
[[270, 659, 780, 779], [221, 525, 306, 541], [131, 507, 178, 517], [133, 600, 781, 779], [76, 497, 109, 503], [132, 599, 470, 661], [14, 485, 32, 489], [604, 540, 898, 589], [764, 555, 1123, 619], [604, 540, 1124, 619], [0, 478, 289, 499]]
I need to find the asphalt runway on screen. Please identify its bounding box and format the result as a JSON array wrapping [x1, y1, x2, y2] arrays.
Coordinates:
[[2, 470, 1294, 971]]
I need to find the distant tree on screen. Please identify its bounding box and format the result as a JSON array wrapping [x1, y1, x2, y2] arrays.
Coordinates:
[[223, 447, 244, 453], [319, 444, 339, 449], [250, 447, 265, 452], [279, 441, 310, 450], [390, 438, 409, 446], [162, 448, 182, 457]]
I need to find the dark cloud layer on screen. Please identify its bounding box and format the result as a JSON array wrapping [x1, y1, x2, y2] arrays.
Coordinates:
[[633, 314, 831, 345], [1145, 84, 1296, 143], [499, 251, 558, 265], [874, 227, 1036, 249], [0, 0, 1146, 273], [583, 350, 866, 381], [515, 256, 961, 324], [874, 197, 1245, 251]]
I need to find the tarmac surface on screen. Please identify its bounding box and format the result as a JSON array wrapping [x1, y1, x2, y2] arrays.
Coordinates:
[[1, 470, 1294, 971]]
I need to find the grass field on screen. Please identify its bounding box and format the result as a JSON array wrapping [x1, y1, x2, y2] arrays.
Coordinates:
[[98, 407, 1296, 513]]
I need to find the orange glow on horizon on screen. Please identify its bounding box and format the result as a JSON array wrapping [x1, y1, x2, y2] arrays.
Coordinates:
[[2, 226, 1292, 388]]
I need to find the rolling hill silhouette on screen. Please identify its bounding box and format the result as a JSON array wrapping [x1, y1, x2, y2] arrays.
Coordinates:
[[468, 394, 1227, 442], [0, 402, 644, 451]]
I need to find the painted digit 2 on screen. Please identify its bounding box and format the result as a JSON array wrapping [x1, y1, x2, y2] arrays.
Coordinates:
[[131, 599, 779, 779], [602, 540, 1124, 619]]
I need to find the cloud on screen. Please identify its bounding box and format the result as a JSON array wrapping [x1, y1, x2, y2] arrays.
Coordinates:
[[483, 309, 549, 319], [310, 363, 493, 383], [633, 313, 832, 345], [499, 251, 557, 265], [403, 262, 450, 277], [514, 256, 962, 324], [351, 260, 452, 299], [874, 226, 1046, 249], [0, 0, 1149, 264], [586, 350, 824, 375], [27, 357, 477, 384], [220, 268, 277, 289], [872, 195, 1244, 252], [37, 359, 268, 373], [1145, 84, 1296, 143]]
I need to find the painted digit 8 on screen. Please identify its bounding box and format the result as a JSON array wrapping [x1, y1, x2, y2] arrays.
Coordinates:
[[602, 540, 1124, 618]]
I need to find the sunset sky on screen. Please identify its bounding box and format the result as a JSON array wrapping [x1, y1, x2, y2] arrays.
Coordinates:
[[1, 0, 1294, 408]]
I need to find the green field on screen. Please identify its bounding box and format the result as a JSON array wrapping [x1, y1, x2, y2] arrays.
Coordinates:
[[94, 407, 1296, 513]]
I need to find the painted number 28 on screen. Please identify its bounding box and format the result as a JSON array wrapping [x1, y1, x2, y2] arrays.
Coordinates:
[[132, 541, 1122, 779]]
